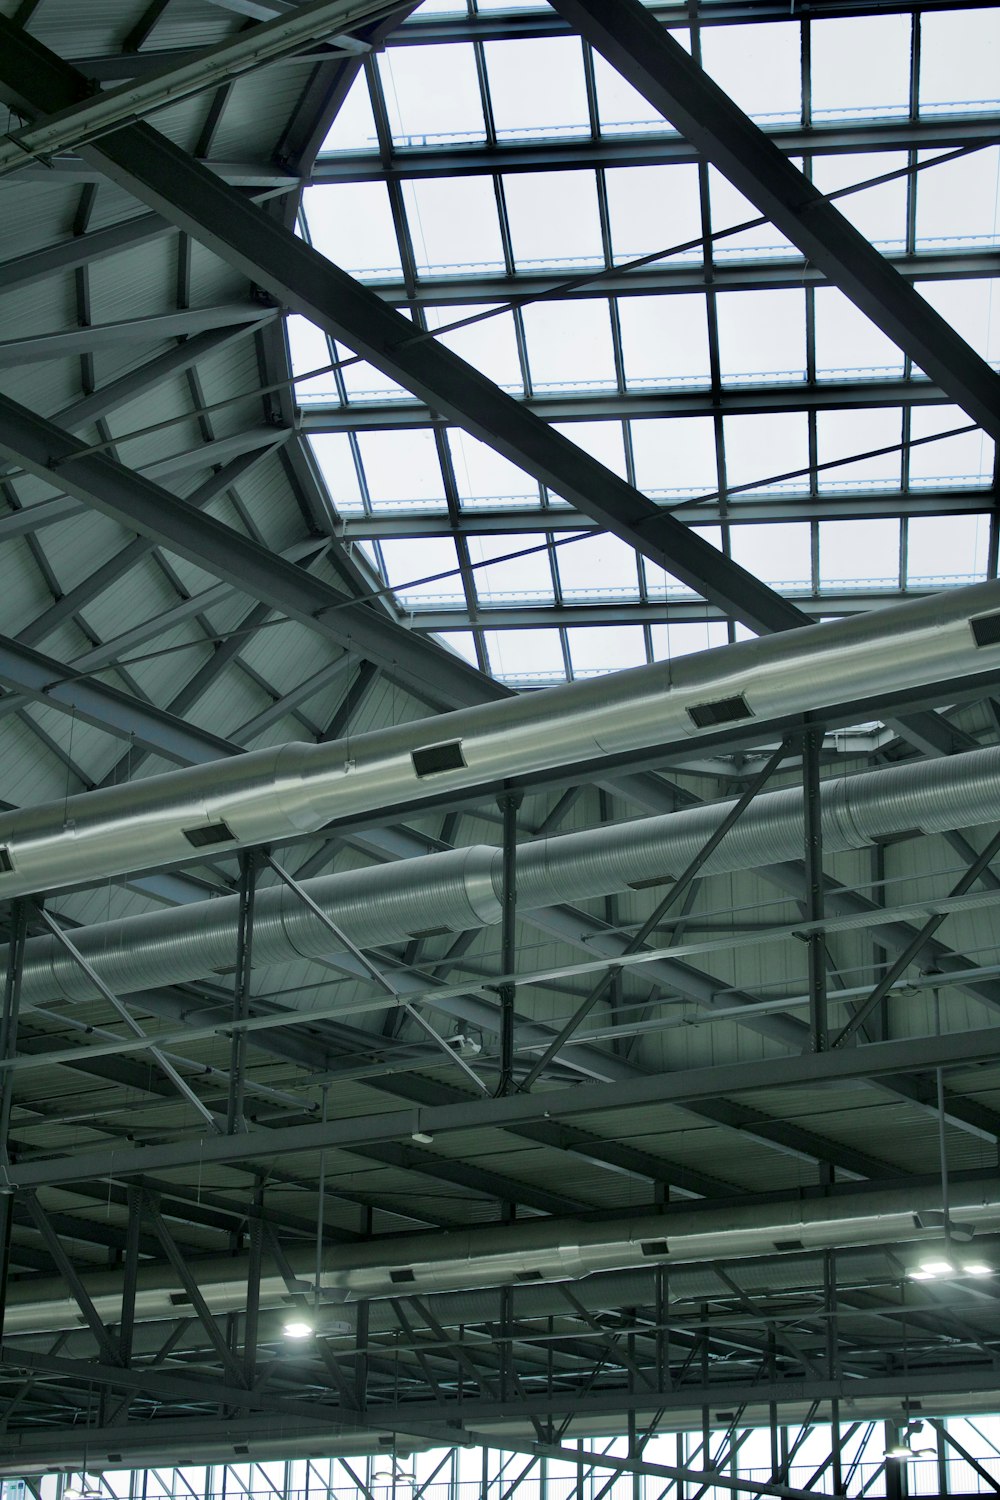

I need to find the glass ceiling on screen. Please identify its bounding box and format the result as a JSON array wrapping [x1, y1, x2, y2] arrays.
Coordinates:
[[288, 0, 1000, 689]]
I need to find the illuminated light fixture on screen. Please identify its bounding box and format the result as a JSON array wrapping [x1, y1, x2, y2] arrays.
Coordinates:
[[282, 1317, 314, 1339], [411, 1131, 434, 1145], [908, 1252, 993, 1281], [884, 1421, 935, 1461]]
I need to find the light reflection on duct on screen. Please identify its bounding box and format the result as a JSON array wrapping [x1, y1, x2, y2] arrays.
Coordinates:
[[0, 581, 996, 898], [11, 743, 1000, 1011], [2, 1179, 998, 1337]]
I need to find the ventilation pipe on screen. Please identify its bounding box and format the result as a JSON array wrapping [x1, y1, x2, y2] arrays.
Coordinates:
[[0, 582, 998, 898], [13, 742, 1000, 1009], [2, 1179, 997, 1338]]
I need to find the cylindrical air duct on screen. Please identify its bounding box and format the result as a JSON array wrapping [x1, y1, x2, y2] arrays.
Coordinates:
[[0, 580, 998, 897], [12, 743, 1000, 1010]]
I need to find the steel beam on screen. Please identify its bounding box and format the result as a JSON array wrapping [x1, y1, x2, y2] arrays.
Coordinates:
[[0, 304, 272, 364], [0, 633, 236, 764], [0, 0, 410, 178], [300, 379, 963, 430], [8, 1023, 1000, 1187], [0, 30, 813, 636], [551, 0, 1000, 442], [309, 115, 1000, 181], [362, 249, 1000, 308], [0, 394, 504, 710], [336, 489, 999, 535]]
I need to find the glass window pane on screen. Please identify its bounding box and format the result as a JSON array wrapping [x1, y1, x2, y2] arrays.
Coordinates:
[[435, 631, 479, 667], [651, 621, 729, 659], [568, 625, 647, 675], [811, 15, 911, 121], [816, 408, 903, 493], [813, 287, 905, 379], [920, 7, 1000, 114], [909, 405, 995, 488], [915, 147, 1000, 250], [337, 338, 414, 405], [309, 434, 363, 512], [557, 534, 640, 601], [811, 153, 908, 252], [631, 417, 718, 500], [716, 289, 806, 384], [593, 48, 682, 135], [379, 537, 462, 606], [605, 165, 703, 266], [402, 179, 505, 276], [521, 299, 617, 392], [701, 22, 801, 124], [484, 37, 590, 140], [469, 534, 555, 605], [303, 183, 402, 279], [356, 430, 446, 509], [503, 171, 604, 270], [730, 523, 812, 591], [618, 294, 711, 388], [709, 168, 800, 259], [486, 628, 565, 685], [916, 279, 1000, 365], [724, 413, 810, 496], [287, 314, 334, 402], [377, 44, 486, 146], [819, 518, 900, 588], [318, 72, 378, 153], [426, 306, 523, 394], [449, 430, 540, 509], [907, 514, 990, 587]]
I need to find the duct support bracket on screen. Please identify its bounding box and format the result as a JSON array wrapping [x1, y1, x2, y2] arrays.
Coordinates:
[[802, 729, 828, 1052], [0, 896, 27, 1344], [229, 847, 261, 1134], [497, 787, 523, 1098]]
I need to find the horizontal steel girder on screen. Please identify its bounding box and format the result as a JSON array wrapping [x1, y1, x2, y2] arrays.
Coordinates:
[[7, 1023, 1000, 1187], [310, 114, 1000, 181], [0, 22, 810, 637], [363, 248, 1000, 307], [0, 303, 272, 364], [336, 489, 999, 535], [551, 0, 1000, 443], [298, 379, 967, 429]]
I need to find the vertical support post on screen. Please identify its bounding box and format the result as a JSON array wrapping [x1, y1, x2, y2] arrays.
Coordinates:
[[885, 1424, 907, 1500], [228, 848, 260, 1133], [0, 898, 28, 1340], [244, 1191, 263, 1388], [802, 729, 827, 1051], [497, 788, 522, 1097], [119, 1185, 143, 1368]]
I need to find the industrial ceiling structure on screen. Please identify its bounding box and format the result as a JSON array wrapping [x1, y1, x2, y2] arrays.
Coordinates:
[[0, 0, 1000, 1484]]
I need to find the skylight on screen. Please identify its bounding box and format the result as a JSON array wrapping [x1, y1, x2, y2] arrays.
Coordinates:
[[294, 0, 1000, 689]]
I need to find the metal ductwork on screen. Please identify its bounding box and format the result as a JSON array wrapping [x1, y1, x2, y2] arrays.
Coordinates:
[[13, 742, 1000, 1010], [3, 1179, 997, 1337], [0, 581, 999, 898]]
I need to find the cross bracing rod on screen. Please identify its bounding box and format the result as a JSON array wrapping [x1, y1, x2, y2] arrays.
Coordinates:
[[550, 0, 1000, 442], [0, 25, 809, 637], [0, 304, 272, 363], [0, 393, 502, 711]]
